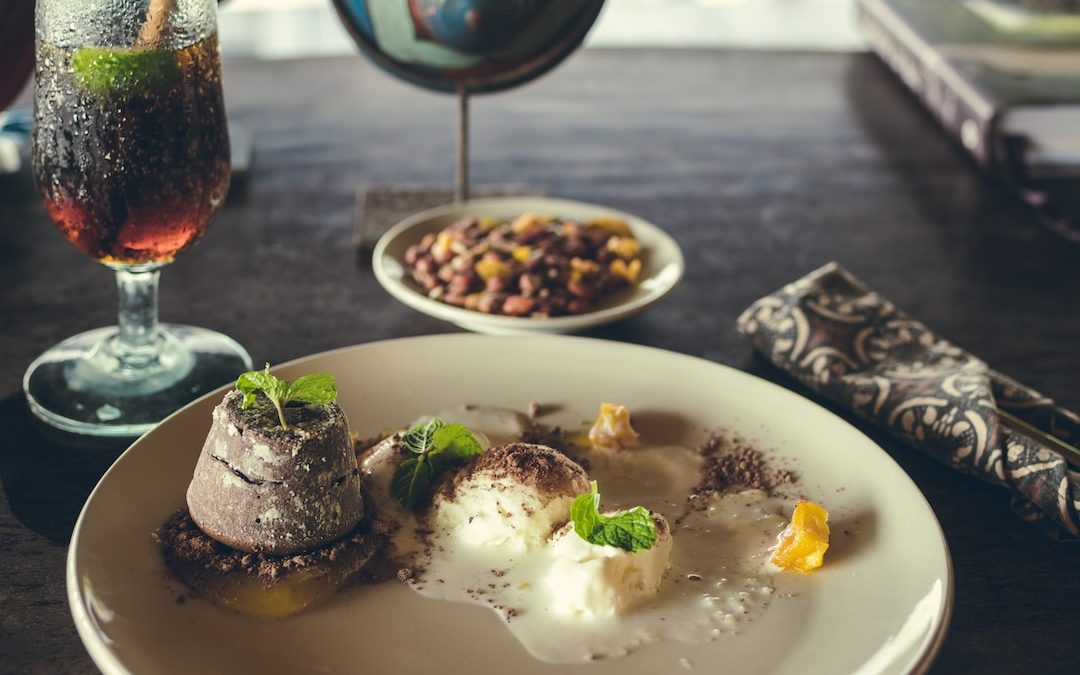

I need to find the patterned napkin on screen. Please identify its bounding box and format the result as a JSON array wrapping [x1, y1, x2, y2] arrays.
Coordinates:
[[737, 262, 1080, 539]]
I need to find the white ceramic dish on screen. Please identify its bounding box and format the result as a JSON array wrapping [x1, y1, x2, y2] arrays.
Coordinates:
[[372, 197, 685, 334], [68, 335, 952, 675]]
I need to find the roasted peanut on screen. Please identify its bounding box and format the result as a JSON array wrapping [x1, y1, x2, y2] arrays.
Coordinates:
[[405, 214, 642, 319], [477, 292, 505, 314], [448, 272, 476, 295], [502, 295, 535, 316], [519, 273, 541, 295]]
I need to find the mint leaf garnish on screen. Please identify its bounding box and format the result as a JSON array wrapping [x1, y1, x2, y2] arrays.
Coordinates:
[[570, 481, 657, 553], [286, 373, 338, 406], [433, 423, 484, 460], [391, 418, 484, 510], [236, 366, 279, 409], [402, 418, 445, 455], [235, 364, 336, 429], [71, 47, 180, 99], [391, 455, 435, 511]]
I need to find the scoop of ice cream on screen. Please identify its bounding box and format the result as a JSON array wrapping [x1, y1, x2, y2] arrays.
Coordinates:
[[431, 443, 589, 550], [545, 512, 672, 618], [186, 390, 363, 555]]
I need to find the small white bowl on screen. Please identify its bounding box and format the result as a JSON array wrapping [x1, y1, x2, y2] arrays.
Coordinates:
[[372, 197, 685, 335]]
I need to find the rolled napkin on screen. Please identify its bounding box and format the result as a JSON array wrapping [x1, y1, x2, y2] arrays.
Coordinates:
[[737, 262, 1080, 539]]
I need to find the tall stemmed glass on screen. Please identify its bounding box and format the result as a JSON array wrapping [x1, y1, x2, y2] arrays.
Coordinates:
[[25, 0, 251, 436]]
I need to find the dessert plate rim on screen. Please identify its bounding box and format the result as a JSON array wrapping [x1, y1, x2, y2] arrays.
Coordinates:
[[67, 334, 953, 675]]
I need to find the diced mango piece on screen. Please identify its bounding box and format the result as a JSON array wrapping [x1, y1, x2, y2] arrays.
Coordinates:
[[588, 402, 639, 450], [770, 500, 830, 573], [475, 258, 512, 281], [606, 236, 641, 260], [610, 258, 642, 283]]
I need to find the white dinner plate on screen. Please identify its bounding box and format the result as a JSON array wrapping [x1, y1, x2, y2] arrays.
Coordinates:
[[372, 197, 685, 334], [68, 335, 952, 675]]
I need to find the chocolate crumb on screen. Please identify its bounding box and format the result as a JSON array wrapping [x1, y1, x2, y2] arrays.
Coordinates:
[[397, 567, 414, 583], [157, 509, 384, 589]]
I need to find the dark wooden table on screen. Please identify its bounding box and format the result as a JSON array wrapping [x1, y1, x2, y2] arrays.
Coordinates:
[[2, 49, 1078, 675]]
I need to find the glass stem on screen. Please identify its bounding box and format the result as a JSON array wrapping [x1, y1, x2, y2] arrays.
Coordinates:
[[114, 268, 161, 368]]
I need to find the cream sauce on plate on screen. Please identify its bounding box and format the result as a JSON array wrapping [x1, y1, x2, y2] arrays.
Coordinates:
[[361, 406, 792, 664]]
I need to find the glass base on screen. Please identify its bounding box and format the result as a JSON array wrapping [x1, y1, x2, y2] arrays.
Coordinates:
[[23, 324, 253, 438]]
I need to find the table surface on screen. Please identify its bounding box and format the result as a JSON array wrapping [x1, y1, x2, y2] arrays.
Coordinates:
[[1, 49, 1079, 675]]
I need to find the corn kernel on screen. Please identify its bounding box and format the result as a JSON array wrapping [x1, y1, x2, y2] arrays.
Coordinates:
[[587, 217, 631, 236], [588, 402, 639, 450], [475, 258, 512, 281], [610, 258, 642, 283], [464, 293, 483, 311], [479, 217, 499, 230], [606, 236, 641, 260], [511, 213, 541, 234], [770, 500, 830, 573], [571, 257, 600, 275], [467, 241, 491, 257], [432, 232, 454, 260], [512, 246, 532, 263]]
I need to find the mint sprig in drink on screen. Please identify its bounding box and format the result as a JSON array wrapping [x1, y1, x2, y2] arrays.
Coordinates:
[[25, 0, 250, 437]]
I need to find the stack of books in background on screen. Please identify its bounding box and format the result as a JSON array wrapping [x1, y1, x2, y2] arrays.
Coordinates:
[[858, 0, 1080, 239]]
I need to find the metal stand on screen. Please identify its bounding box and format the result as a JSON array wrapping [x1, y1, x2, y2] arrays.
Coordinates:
[[456, 84, 469, 203], [355, 85, 543, 246]]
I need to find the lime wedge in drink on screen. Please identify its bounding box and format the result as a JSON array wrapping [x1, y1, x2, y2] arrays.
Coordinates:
[[71, 47, 180, 98]]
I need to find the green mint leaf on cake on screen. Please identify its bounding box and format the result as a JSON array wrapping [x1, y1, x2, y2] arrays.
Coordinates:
[[392, 418, 484, 510], [235, 364, 337, 429], [571, 481, 657, 553], [71, 47, 180, 99], [285, 373, 337, 406], [236, 365, 280, 409]]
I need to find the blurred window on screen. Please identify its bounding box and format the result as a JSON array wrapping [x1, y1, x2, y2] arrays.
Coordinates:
[[219, 0, 862, 60]]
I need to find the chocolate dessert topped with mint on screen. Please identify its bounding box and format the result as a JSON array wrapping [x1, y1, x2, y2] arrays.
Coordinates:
[[158, 366, 381, 618], [187, 366, 363, 554]]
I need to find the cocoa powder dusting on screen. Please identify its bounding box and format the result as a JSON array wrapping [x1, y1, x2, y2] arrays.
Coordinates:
[[435, 443, 589, 504], [517, 422, 590, 470], [691, 434, 795, 500]]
